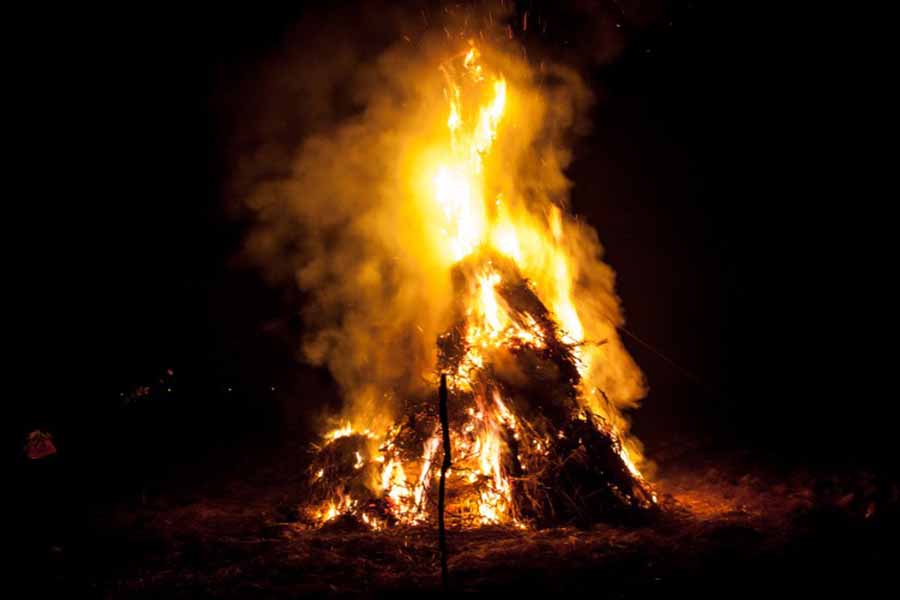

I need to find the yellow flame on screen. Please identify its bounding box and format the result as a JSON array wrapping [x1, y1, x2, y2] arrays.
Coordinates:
[[307, 44, 651, 530]]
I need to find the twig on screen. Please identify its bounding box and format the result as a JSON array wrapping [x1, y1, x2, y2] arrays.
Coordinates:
[[438, 374, 452, 589]]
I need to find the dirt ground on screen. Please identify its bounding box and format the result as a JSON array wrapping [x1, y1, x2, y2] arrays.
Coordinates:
[[16, 440, 899, 598]]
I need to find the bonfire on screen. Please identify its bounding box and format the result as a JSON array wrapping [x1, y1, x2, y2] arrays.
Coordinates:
[[301, 45, 656, 530]]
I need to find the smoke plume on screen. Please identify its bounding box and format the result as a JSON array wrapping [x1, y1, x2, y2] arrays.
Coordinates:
[[231, 3, 647, 462]]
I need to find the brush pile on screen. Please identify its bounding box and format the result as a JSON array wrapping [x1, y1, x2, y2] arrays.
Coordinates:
[[304, 252, 656, 529]]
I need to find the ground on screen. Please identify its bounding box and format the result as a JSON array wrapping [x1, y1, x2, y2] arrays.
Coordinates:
[[18, 439, 899, 598]]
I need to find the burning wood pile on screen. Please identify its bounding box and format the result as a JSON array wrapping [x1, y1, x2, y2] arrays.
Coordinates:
[[273, 43, 657, 530], [305, 248, 656, 529]]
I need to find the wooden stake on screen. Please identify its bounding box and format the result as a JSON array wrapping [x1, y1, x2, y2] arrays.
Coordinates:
[[438, 373, 451, 589]]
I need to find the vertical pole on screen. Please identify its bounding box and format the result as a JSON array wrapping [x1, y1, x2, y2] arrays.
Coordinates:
[[438, 373, 451, 590]]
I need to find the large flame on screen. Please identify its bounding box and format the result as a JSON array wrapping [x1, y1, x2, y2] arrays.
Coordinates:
[[298, 43, 653, 528]]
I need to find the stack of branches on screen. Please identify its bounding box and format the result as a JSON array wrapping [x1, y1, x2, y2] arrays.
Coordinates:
[[303, 433, 393, 528], [436, 252, 657, 527], [303, 250, 656, 529], [508, 411, 657, 527]]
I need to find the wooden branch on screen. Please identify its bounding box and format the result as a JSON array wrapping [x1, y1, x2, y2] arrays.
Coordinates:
[[438, 373, 452, 589]]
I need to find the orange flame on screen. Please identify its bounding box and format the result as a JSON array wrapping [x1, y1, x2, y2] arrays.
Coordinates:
[[306, 43, 652, 528]]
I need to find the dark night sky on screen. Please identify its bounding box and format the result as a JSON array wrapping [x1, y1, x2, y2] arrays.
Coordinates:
[[10, 1, 890, 488]]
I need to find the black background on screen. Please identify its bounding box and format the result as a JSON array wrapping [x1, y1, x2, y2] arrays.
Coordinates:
[[10, 1, 888, 507]]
